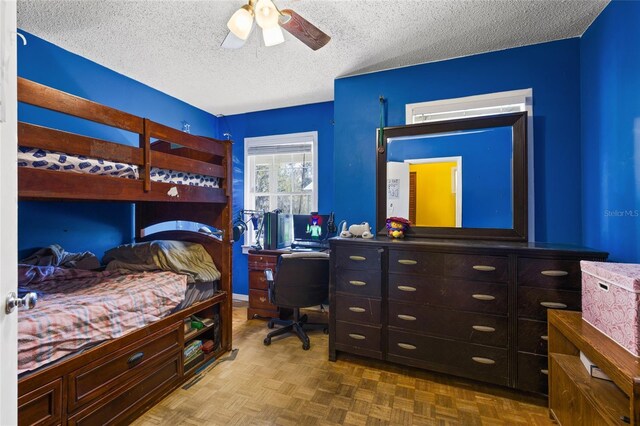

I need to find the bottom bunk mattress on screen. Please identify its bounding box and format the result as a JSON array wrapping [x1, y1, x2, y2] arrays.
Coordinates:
[[17, 147, 220, 188], [17, 266, 217, 375]]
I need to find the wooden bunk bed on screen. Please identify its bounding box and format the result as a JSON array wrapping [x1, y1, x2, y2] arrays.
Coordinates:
[[16, 77, 233, 426]]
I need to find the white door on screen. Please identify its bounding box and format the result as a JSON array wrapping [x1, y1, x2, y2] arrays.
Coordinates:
[[386, 162, 409, 218], [0, 0, 18, 424]]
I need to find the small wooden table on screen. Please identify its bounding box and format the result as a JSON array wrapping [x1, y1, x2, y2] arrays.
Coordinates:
[[548, 310, 640, 425]]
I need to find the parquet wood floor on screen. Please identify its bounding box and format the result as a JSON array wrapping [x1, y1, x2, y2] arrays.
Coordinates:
[[132, 302, 553, 426]]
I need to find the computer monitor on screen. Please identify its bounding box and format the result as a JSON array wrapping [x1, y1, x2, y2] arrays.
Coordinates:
[[292, 214, 330, 244]]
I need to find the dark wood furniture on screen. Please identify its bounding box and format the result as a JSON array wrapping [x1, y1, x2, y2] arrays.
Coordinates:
[[16, 79, 234, 425], [548, 310, 640, 425], [329, 237, 607, 394], [248, 249, 286, 319]]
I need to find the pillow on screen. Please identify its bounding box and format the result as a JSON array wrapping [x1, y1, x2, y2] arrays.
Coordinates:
[[103, 240, 220, 283]]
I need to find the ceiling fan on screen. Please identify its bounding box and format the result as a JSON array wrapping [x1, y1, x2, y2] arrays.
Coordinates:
[[222, 0, 331, 50]]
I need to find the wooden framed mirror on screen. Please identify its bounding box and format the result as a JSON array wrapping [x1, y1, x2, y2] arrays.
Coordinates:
[[376, 112, 528, 241]]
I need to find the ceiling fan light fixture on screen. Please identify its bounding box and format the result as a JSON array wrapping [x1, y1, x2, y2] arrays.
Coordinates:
[[262, 25, 285, 47], [254, 0, 279, 29], [227, 4, 254, 40]]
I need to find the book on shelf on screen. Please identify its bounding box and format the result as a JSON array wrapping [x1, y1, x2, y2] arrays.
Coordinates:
[[184, 340, 203, 359], [579, 351, 612, 382]]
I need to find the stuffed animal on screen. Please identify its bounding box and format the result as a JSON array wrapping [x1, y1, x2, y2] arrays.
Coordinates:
[[386, 217, 411, 239]]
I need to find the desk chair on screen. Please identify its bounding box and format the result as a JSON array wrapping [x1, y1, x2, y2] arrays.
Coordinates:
[[263, 252, 330, 350]]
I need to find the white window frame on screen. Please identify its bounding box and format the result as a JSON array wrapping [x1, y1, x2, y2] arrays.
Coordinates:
[[243, 131, 318, 250], [406, 89, 535, 240]]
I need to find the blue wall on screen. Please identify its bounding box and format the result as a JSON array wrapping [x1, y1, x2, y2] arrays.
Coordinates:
[[221, 102, 335, 295], [334, 39, 583, 244], [17, 31, 219, 260], [388, 127, 513, 228], [581, 0, 640, 262]]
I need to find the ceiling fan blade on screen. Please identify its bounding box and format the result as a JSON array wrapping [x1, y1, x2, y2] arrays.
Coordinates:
[[221, 31, 246, 49], [279, 9, 330, 51]]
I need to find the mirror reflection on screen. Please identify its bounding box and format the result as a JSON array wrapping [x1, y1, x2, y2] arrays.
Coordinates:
[[386, 126, 513, 229]]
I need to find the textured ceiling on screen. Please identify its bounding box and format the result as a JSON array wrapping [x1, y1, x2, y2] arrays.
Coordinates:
[[17, 0, 608, 116]]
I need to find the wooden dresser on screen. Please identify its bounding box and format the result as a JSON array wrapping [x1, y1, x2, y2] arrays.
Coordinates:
[[329, 237, 607, 394]]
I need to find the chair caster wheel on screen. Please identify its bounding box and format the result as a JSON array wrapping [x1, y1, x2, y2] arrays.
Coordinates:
[[323, 328, 329, 335], [263, 337, 271, 346], [267, 320, 275, 329], [302, 341, 310, 350]]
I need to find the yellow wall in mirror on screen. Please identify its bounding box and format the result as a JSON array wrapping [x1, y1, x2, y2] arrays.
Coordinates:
[[410, 162, 457, 227]]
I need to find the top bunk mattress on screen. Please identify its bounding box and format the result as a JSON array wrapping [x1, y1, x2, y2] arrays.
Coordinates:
[[18, 147, 220, 188], [17, 267, 216, 375]]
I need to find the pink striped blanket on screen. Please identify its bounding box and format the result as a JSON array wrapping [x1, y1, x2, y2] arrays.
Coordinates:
[[18, 266, 187, 374]]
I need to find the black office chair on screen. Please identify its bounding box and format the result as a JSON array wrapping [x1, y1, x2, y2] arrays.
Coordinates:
[[263, 252, 330, 350]]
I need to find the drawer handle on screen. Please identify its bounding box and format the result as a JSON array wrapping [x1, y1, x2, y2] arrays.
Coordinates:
[[398, 259, 417, 265], [349, 256, 366, 261], [541, 369, 549, 375], [541, 335, 548, 341], [472, 325, 496, 333], [128, 352, 144, 368], [397, 285, 417, 292], [397, 314, 417, 321], [348, 333, 366, 340], [349, 307, 366, 313], [541, 270, 569, 277], [472, 294, 495, 301], [471, 357, 496, 365], [473, 265, 496, 272], [540, 301, 567, 309], [397, 343, 417, 350], [349, 280, 367, 286], [259, 296, 267, 303]]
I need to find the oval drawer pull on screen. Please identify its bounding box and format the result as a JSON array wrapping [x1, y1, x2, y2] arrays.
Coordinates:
[[397, 285, 417, 292], [472, 294, 495, 301], [471, 357, 496, 365], [540, 301, 567, 309], [348, 333, 366, 340], [349, 255, 366, 261], [541, 335, 548, 341], [128, 352, 144, 368], [348, 307, 366, 313], [397, 314, 417, 321], [397, 343, 417, 350], [398, 259, 418, 265], [541, 270, 569, 277], [349, 280, 367, 286], [472, 325, 496, 333], [473, 265, 496, 272], [540, 369, 549, 375]]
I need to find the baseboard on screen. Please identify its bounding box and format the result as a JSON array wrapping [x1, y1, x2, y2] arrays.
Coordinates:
[[232, 293, 249, 301]]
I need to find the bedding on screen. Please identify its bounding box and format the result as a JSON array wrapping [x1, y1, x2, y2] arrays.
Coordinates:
[[18, 147, 220, 188], [18, 266, 188, 374], [103, 240, 221, 283], [20, 244, 100, 270]]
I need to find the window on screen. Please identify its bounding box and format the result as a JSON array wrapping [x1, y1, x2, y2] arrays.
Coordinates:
[[405, 89, 535, 240], [244, 131, 318, 246]]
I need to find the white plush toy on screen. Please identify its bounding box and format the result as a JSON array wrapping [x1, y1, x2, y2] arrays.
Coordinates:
[[340, 222, 374, 239]]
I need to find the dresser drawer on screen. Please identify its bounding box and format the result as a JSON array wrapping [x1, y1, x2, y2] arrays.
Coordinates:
[[517, 352, 549, 394], [388, 274, 508, 315], [69, 354, 180, 426], [444, 254, 508, 283], [388, 302, 508, 348], [335, 246, 382, 271], [388, 250, 443, 275], [335, 321, 381, 353], [518, 318, 549, 355], [335, 295, 381, 325], [335, 269, 381, 298], [249, 270, 269, 290], [248, 253, 278, 271], [68, 323, 180, 412], [387, 331, 509, 386], [18, 378, 62, 426], [518, 257, 582, 290], [249, 289, 276, 311], [518, 287, 580, 321]]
